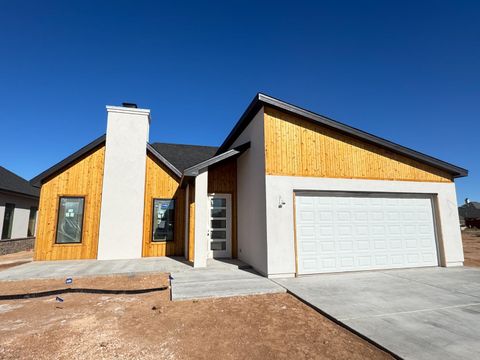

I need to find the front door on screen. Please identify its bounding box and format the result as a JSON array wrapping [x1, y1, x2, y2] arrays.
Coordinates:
[[207, 193, 232, 258]]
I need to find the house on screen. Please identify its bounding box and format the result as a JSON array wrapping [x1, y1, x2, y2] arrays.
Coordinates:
[[0, 166, 39, 254], [30, 94, 468, 277], [459, 200, 480, 228]]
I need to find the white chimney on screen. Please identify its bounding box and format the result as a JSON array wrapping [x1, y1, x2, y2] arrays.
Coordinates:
[[97, 104, 150, 260]]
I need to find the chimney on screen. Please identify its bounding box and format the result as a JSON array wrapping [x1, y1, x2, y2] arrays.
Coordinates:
[[97, 103, 150, 260]]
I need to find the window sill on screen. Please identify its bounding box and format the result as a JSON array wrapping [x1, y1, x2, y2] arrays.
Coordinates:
[[53, 243, 83, 246]]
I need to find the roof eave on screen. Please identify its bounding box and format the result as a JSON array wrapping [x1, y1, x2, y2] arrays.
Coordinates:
[[0, 188, 39, 199], [30, 134, 107, 187], [146, 143, 182, 178], [184, 142, 250, 177]]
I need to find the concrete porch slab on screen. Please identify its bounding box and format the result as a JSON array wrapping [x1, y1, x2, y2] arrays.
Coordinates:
[[0, 257, 191, 281], [274, 267, 480, 360]]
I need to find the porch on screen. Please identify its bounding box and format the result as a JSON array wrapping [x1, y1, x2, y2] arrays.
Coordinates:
[[0, 256, 247, 281]]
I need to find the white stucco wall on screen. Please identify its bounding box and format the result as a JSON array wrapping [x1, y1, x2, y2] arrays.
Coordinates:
[[97, 106, 150, 260], [230, 108, 268, 275], [265, 175, 464, 277], [0, 192, 38, 239], [194, 169, 208, 267]]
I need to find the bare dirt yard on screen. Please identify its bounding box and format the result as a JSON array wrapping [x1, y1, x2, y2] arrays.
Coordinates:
[[462, 229, 480, 267], [0, 250, 33, 271], [0, 273, 392, 360]]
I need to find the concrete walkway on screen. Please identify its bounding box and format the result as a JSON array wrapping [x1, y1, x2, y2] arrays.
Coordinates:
[[170, 267, 285, 300], [275, 267, 480, 360]]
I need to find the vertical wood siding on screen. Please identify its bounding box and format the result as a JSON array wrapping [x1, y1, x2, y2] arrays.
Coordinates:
[[34, 146, 105, 260], [187, 184, 195, 262], [208, 159, 238, 258], [264, 106, 453, 182], [142, 153, 185, 257]]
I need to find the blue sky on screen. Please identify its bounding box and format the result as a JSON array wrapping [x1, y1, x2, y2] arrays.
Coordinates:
[[0, 1, 478, 203]]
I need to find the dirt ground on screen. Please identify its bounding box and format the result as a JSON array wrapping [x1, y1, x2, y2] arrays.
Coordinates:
[[462, 229, 480, 267], [0, 274, 392, 360], [0, 250, 33, 271], [0, 273, 168, 297]]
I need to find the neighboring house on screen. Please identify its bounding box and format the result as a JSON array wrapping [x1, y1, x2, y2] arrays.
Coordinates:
[[30, 94, 468, 277], [459, 201, 480, 228], [0, 166, 39, 243]]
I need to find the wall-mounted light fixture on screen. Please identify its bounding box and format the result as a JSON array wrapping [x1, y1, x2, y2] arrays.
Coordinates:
[[278, 196, 286, 208]]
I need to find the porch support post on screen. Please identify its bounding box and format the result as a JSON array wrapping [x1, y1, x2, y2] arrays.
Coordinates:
[[193, 168, 208, 268]]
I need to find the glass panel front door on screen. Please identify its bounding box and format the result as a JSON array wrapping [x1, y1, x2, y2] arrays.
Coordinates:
[[208, 194, 231, 258]]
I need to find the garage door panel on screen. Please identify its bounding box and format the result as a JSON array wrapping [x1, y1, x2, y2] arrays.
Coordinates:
[[296, 193, 439, 274]]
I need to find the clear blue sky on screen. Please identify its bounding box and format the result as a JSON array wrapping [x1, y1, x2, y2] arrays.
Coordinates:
[[0, 1, 477, 203]]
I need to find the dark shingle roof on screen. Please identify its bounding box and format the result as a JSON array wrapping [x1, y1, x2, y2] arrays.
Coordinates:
[[150, 143, 218, 172], [0, 166, 39, 198]]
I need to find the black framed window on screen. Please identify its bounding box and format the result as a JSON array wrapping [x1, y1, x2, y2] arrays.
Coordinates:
[[1, 203, 15, 240], [27, 206, 38, 237], [152, 199, 175, 242], [55, 197, 84, 244]]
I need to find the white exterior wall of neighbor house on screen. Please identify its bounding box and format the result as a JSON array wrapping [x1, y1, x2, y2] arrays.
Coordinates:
[[97, 106, 150, 260], [0, 193, 38, 239], [265, 176, 464, 277], [229, 108, 269, 275]]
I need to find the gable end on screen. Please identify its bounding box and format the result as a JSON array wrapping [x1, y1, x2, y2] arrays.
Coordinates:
[[264, 106, 454, 183]]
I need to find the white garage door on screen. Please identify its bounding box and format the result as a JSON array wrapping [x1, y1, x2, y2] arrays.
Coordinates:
[[295, 192, 439, 274]]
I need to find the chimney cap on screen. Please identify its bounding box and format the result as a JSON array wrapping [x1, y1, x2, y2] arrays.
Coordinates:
[[122, 102, 138, 108]]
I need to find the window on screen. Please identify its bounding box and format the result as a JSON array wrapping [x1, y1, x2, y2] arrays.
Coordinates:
[[55, 197, 84, 244], [27, 206, 38, 237], [1, 203, 15, 239], [152, 199, 175, 242]]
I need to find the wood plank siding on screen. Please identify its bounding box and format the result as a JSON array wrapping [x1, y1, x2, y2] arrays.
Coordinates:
[[264, 106, 453, 182], [187, 184, 195, 262], [34, 145, 105, 260], [208, 159, 238, 258], [142, 153, 185, 257]]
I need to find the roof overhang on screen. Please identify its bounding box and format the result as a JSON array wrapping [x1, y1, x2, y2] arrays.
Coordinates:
[[30, 134, 107, 187], [30, 135, 184, 187], [146, 143, 182, 178], [0, 189, 39, 200], [180, 142, 250, 186], [217, 93, 468, 178]]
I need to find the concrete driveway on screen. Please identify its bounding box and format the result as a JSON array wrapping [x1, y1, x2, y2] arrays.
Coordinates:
[[275, 267, 480, 360]]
